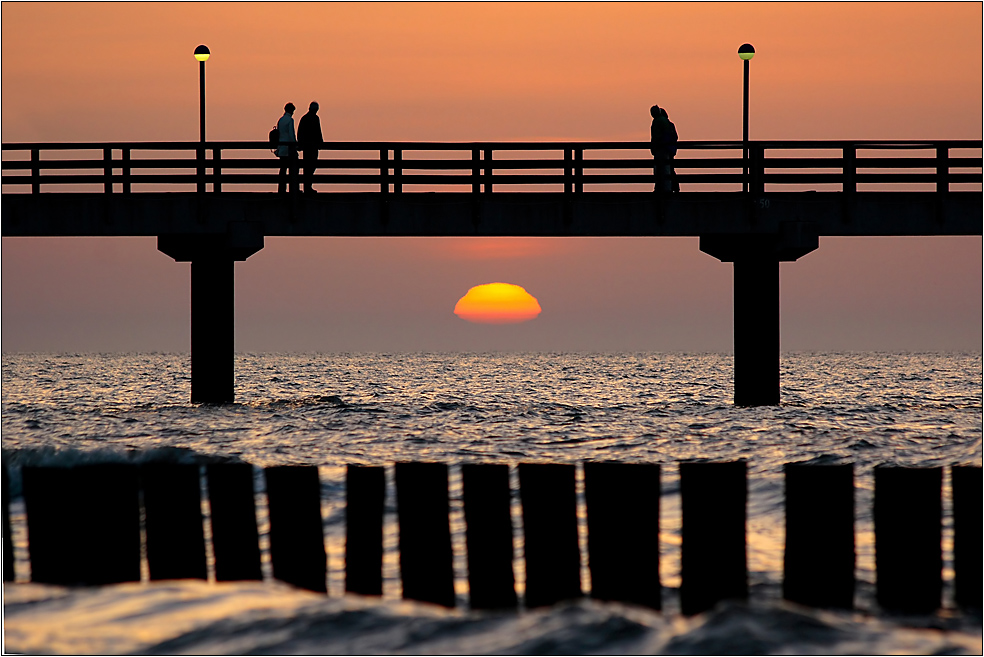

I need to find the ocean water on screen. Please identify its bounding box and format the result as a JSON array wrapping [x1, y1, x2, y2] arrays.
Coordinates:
[[2, 351, 982, 654]]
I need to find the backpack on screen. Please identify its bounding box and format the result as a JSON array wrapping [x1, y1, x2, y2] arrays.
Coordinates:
[[269, 126, 279, 153]]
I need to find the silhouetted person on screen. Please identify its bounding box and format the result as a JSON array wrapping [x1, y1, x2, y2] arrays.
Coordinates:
[[650, 105, 678, 192], [277, 102, 298, 194], [297, 101, 323, 194], [661, 108, 680, 192]]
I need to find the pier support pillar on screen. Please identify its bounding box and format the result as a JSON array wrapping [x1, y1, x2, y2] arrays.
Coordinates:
[[733, 258, 780, 406], [189, 257, 234, 403], [158, 224, 263, 403], [700, 223, 818, 406]]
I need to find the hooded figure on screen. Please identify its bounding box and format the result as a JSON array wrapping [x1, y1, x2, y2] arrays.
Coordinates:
[[650, 105, 673, 192], [660, 108, 679, 192]]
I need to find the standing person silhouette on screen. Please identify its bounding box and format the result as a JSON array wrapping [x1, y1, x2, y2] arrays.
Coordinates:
[[650, 105, 680, 192], [297, 102, 323, 194], [650, 105, 670, 192], [277, 102, 298, 194], [660, 108, 680, 192]]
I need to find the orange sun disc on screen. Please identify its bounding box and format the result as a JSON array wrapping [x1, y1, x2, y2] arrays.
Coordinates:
[[454, 283, 542, 324]]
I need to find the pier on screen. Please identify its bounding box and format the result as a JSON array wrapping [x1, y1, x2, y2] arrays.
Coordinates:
[[3, 139, 982, 404]]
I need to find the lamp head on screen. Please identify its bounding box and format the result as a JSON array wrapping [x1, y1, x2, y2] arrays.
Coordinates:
[[194, 45, 211, 62], [738, 43, 755, 61]]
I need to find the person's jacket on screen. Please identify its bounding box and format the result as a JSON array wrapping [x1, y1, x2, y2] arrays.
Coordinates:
[[650, 117, 678, 157], [277, 112, 296, 157], [297, 112, 323, 153]]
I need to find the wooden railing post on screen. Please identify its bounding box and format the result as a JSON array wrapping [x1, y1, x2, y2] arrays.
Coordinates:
[[936, 145, 949, 192], [393, 149, 402, 194], [121, 147, 131, 194], [103, 147, 113, 193], [750, 144, 765, 195], [574, 147, 584, 193], [483, 148, 493, 194], [564, 148, 573, 194], [471, 148, 481, 194], [30, 147, 40, 194], [843, 145, 856, 193], [212, 147, 221, 193], [380, 148, 389, 194], [196, 144, 206, 194]]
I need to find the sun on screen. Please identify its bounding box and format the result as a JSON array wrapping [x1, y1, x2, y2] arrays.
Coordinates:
[[454, 283, 542, 324]]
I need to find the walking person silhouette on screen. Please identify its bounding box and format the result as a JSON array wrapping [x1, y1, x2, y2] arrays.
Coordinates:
[[297, 102, 323, 194], [277, 102, 298, 194], [650, 105, 679, 192]]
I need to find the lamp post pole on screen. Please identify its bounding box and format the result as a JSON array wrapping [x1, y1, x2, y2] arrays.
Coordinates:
[[738, 43, 755, 193], [194, 45, 210, 195], [199, 60, 206, 142], [194, 45, 210, 142]]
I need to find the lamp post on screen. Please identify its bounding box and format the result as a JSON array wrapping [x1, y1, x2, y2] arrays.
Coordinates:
[[194, 45, 210, 142], [738, 43, 754, 192]]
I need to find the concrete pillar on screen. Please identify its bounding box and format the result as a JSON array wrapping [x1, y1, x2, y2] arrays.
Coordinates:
[[191, 257, 234, 403], [158, 225, 263, 404], [733, 258, 780, 406], [699, 223, 818, 407]]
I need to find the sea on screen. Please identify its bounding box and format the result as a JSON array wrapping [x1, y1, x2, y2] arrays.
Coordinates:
[[2, 351, 982, 654]]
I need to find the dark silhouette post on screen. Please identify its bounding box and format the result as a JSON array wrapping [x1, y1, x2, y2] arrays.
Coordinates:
[[141, 463, 207, 581], [23, 465, 141, 585], [700, 227, 818, 406], [195, 45, 209, 142], [461, 463, 517, 610], [739, 44, 754, 193], [2, 460, 13, 582], [345, 465, 386, 596], [783, 464, 855, 608], [733, 257, 780, 406], [874, 466, 942, 613], [518, 463, 582, 607], [264, 465, 328, 593], [583, 462, 661, 609], [158, 228, 264, 403], [194, 46, 209, 194], [206, 463, 262, 581], [394, 462, 456, 608], [680, 461, 747, 615], [951, 465, 982, 609]]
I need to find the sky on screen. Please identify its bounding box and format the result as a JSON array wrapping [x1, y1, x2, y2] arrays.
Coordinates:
[[1, 2, 981, 353]]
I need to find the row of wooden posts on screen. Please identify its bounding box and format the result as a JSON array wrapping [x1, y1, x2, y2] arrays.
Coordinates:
[[1, 462, 980, 616]]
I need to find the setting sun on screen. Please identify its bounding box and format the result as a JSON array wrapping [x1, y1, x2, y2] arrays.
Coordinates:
[[454, 283, 542, 324]]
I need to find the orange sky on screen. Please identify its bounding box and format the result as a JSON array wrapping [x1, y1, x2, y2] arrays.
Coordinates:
[[3, 3, 981, 143], [1, 3, 981, 352]]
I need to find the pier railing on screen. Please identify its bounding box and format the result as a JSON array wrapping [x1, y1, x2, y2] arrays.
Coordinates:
[[2, 140, 981, 194], [3, 461, 980, 615]]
